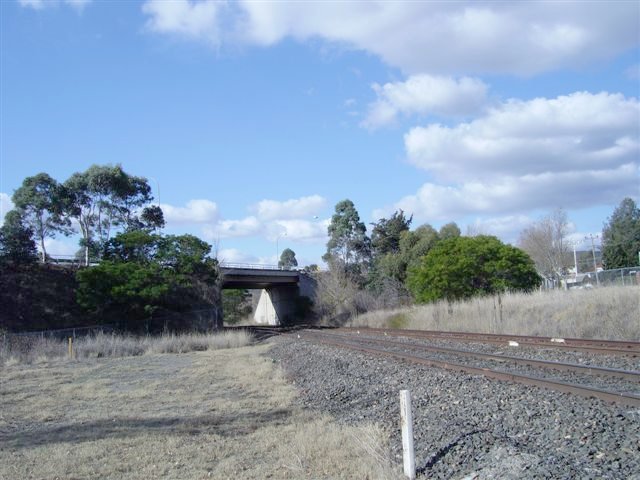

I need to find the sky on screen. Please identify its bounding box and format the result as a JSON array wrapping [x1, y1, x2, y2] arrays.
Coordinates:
[[1, 0, 639, 267]]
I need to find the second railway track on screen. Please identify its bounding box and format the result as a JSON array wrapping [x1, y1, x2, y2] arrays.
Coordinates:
[[296, 329, 640, 407]]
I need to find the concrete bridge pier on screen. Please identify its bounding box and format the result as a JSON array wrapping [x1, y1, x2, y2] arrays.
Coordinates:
[[253, 286, 299, 325]]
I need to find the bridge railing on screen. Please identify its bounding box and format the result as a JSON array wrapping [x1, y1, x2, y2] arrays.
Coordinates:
[[220, 262, 281, 270]]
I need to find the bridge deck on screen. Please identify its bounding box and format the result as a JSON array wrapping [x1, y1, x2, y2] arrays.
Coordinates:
[[220, 267, 299, 289]]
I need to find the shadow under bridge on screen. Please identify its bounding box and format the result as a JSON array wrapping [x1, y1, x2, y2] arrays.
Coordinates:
[[220, 265, 314, 326]]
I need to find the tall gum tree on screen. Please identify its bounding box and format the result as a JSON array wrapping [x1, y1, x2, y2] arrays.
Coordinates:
[[323, 199, 371, 275], [63, 164, 154, 265], [12, 173, 72, 262]]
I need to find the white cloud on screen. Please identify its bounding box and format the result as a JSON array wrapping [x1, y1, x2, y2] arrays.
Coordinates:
[[43, 238, 78, 257], [252, 195, 326, 221], [269, 218, 329, 243], [0, 193, 14, 224], [161, 199, 219, 225], [377, 163, 639, 223], [18, 0, 91, 11], [235, 2, 637, 76], [465, 215, 535, 243], [138, 2, 638, 75], [204, 216, 262, 239], [217, 248, 260, 265], [362, 74, 488, 128], [404, 92, 639, 182], [142, 0, 225, 45]]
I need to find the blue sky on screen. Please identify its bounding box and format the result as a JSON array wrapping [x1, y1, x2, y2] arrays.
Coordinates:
[[1, 0, 639, 267]]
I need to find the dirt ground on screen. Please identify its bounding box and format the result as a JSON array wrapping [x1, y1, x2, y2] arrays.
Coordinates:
[[0, 343, 396, 479]]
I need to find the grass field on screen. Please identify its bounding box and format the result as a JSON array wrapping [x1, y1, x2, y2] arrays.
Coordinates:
[[0, 343, 397, 479], [351, 285, 640, 340]]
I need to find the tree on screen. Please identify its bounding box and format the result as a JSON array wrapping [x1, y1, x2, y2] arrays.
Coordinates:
[[222, 289, 253, 324], [370, 210, 412, 257], [64, 164, 154, 265], [125, 205, 166, 232], [77, 231, 221, 332], [602, 198, 640, 269], [399, 224, 440, 273], [102, 230, 160, 264], [323, 199, 371, 274], [407, 235, 540, 303], [0, 210, 38, 265], [278, 248, 298, 269], [76, 260, 170, 331], [439, 222, 461, 240], [12, 173, 72, 262], [518, 209, 571, 284]]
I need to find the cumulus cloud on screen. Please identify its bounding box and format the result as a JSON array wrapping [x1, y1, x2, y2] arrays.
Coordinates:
[[465, 215, 536, 243], [251, 195, 326, 221], [404, 92, 639, 182], [217, 248, 260, 265], [43, 238, 78, 257], [204, 216, 262, 239], [18, 0, 91, 11], [362, 74, 488, 128], [142, 0, 225, 45], [142, 2, 639, 76], [268, 218, 329, 243], [198, 194, 329, 243], [161, 199, 219, 225], [21, 1, 635, 97], [376, 163, 638, 224]]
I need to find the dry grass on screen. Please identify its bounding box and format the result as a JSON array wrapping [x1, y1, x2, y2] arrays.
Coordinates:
[[0, 330, 255, 366], [351, 285, 640, 340], [0, 343, 398, 479]]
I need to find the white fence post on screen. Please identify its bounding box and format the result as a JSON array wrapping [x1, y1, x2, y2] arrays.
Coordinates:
[[400, 390, 416, 479]]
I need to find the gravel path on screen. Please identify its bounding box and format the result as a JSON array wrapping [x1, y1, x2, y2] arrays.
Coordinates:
[[269, 336, 640, 480]]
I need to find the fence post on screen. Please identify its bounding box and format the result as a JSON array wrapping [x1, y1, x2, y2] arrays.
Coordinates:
[[68, 337, 73, 359], [400, 390, 416, 479]]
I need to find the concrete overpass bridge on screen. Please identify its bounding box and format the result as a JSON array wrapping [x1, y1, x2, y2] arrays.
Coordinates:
[[220, 264, 315, 325]]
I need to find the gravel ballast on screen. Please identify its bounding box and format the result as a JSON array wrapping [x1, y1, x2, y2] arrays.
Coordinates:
[[269, 337, 640, 479]]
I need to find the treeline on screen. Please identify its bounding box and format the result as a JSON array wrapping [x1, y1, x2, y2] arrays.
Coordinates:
[[0, 165, 220, 333], [316, 196, 640, 322], [315, 200, 541, 320]]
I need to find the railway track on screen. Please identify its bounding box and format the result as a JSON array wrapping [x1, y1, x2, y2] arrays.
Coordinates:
[[336, 327, 640, 356], [297, 329, 640, 407]]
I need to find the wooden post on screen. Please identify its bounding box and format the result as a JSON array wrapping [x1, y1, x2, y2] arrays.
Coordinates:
[[68, 337, 73, 359], [400, 390, 416, 479]]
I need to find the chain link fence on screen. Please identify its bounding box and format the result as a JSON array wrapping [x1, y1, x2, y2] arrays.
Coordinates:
[[565, 266, 640, 289]]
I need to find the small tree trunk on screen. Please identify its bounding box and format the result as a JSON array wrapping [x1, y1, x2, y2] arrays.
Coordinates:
[[40, 237, 47, 263]]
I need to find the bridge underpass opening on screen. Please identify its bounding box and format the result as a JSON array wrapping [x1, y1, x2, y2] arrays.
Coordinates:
[[220, 266, 314, 326]]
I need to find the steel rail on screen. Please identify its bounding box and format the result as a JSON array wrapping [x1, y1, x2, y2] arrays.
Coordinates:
[[338, 327, 640, 356], [298, 331, 640, 407], [312, 331, 640, 382]]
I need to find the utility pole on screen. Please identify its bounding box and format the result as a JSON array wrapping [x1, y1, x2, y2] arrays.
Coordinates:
[[586, 234, 600, 287]]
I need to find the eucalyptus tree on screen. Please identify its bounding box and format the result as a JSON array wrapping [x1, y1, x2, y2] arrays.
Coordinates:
[[370, 209, 412, 257], [63, 164, 155, 265], [278, 248, 298, 269], [323, 199, 371, 275], [12, 173, 72, 262]]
